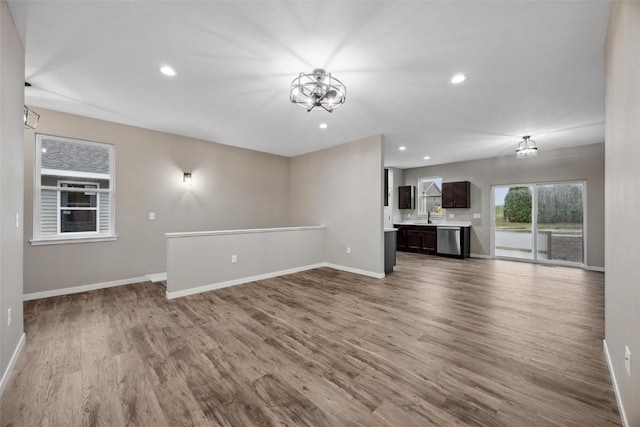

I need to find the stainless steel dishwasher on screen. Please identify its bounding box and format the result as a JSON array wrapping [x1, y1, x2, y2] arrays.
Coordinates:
[[437, 226, 461, 256]]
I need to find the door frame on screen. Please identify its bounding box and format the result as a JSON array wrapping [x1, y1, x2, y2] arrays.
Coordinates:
[[490, 180, 587, 267]]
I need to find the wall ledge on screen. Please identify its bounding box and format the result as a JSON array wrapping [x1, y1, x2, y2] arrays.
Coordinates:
[[166, 225, 325, 239], [603, 339, 629, 427], [0, 333, 26, 396]]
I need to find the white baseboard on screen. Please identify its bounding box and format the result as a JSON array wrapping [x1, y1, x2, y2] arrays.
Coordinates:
[[145, 272, 167, 283], [166, 262, 386, 299], [470, 253, 491, 259], [603, 339, 628, 427], [0, 333, 25, 396], [23, 276, 147, 301], [585, 265, 605, 272], [166, 263, 327, 299], [324, 263, 385, 279]]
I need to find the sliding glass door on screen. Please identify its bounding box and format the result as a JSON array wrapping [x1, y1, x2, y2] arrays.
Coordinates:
[[492, 181, 585, 266], [493, 185, 535, 260]]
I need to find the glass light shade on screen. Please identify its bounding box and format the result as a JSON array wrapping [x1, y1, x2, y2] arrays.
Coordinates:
[[516, 136, 538, 158], [24, 105, 40, 129]]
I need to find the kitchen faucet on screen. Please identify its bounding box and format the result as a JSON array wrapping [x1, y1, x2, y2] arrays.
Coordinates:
[[427, 211, 432, 224]]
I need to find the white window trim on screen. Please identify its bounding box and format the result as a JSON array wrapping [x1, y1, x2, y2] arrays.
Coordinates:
[[32, 134, 116, 245]]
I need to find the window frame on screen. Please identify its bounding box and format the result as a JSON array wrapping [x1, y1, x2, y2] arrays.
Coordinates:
[[32, 134, 117, 245], [57, 180, 101, 235], [417, 176, 444, 218]]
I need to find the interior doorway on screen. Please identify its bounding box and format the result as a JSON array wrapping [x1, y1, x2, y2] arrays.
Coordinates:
[[491, 181, 585, 266]]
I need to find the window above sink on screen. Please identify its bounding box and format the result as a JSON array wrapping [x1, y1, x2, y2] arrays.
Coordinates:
[[418, 176, 444, 218]]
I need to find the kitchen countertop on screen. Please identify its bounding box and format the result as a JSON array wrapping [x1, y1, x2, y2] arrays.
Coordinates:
[[395, 221, 472, 227], [384, 228, 398, 232]]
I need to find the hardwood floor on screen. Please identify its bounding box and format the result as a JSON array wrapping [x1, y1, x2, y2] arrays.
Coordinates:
[[1, 253, 620, 426]]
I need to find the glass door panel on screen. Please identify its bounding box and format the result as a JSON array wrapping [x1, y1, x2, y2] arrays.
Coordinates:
[[493, 185, 534, 260], [536, 183, 584, 264]]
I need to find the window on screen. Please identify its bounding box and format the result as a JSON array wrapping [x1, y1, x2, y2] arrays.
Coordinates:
[[418, 176, 443, 217], [33, 134, 115, 244]]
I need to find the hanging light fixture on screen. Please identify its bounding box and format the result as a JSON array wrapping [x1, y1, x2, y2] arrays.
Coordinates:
[[290, 68, 346, 112], [516, 135, 538, 158], [24, 105, 40, 130]]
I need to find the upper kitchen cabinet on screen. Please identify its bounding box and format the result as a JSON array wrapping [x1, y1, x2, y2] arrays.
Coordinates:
[[384, 169, 389, 207], [442, 181, 470, 208], [398, 185, 415, 209]]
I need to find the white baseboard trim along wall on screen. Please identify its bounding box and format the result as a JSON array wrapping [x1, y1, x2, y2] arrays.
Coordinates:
[[23, 276, 147, 301], [145, 272, 167, 283], [0, 333, 26, 395], [324, 263, 385, 279], [166, 263, 325, 299], [603, 339, 629, 427], [165, 262, 384, 299], [21, 263, 385, 302]]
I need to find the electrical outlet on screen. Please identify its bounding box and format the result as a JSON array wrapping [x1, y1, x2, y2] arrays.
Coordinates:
[[7, 308, 11, 326], [231, 255, 237, 263], [473, 213, 481, 219], [346, 247, 351, 254], [625, 346, 631, 376], [149, 212, 155, 220], [15, 213, 19, 228], [449, 213, 455, 218]]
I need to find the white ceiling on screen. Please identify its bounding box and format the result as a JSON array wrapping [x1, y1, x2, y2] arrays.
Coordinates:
[[9, 1, 611, 169]]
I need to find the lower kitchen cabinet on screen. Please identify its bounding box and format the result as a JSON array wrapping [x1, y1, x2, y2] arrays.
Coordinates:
[[395, 225, 437, 255], [395, 224, 470, 258]]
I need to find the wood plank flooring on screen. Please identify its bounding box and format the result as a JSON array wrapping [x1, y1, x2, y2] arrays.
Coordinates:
[[1, 253, 620, 426]]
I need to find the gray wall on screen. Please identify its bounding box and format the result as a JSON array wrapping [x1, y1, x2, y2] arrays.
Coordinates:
[[397, 143, 605, 268], [23, 108, 291, 294], [0, 0, 25, 387], [166, 227, 325, 297], [290, 135, 384, 275], [605, 2, 640, 425]]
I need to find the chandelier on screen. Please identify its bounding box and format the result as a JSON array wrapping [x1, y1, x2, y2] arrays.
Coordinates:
[[290, 69, 346, 112], [516, 135, 538, 158]]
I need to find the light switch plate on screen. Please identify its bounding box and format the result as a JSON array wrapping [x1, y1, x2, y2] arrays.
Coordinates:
[[625, 345, 631, 376], [473, 213, 481, 219], [149, 212, 155, 220]]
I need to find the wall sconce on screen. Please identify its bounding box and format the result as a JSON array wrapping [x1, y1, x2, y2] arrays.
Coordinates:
[[183, 172, 192, 186], [24, 105, 40, 130]]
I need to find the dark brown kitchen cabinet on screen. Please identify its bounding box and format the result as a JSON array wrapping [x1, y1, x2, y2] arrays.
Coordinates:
[[442, 181, 470, 208], [396, 226, 408, 250], [398, 185, 415, 209], [394, 224, 437, 255], [384, 169, 389, 207]]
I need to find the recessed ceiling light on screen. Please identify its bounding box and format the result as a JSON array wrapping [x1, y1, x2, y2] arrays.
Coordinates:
[[451, 73, 466, 84], [160, 65, 176, 77], [319, 123, 328, 129], [423, 156, 430, 160], [399, 146, 407, 151]]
